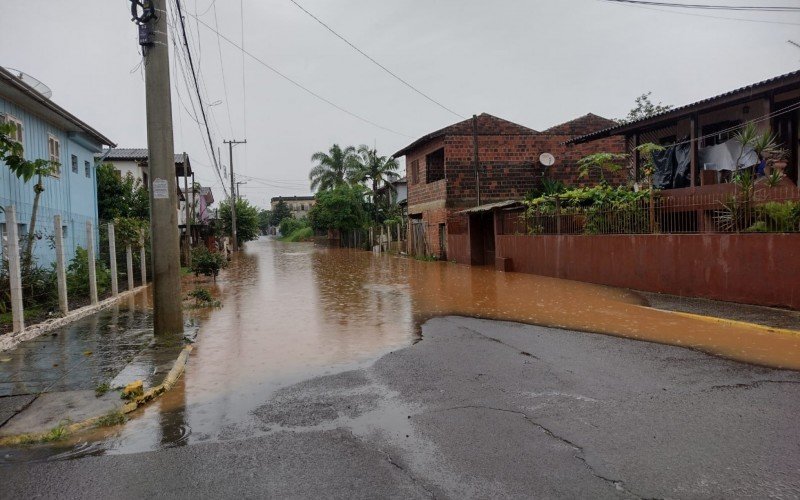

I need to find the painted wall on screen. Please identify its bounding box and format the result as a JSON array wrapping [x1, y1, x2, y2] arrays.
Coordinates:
[[495, 233, 800, 310], [0, 96, 102, 266]]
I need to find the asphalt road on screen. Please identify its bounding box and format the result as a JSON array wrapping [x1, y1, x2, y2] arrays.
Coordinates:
[[4, 316, 800, 499]]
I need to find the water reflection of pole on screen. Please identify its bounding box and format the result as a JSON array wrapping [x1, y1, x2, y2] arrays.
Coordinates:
[[159, 375, 188, 447]]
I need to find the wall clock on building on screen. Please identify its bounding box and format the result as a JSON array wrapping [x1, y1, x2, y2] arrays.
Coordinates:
[[539, 153, 555, 167]]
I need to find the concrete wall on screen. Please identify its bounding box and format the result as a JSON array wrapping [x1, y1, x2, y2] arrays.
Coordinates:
[[496, 233, 800, 310]]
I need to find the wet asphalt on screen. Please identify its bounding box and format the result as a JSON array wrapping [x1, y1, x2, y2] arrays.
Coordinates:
[[3, 315, 800, 499]]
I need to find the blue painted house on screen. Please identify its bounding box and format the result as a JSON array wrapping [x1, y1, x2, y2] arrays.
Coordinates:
[[0, 67, 115, 266]]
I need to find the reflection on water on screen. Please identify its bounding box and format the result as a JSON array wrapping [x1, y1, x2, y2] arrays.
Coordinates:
[[5, 237, 799, 460]]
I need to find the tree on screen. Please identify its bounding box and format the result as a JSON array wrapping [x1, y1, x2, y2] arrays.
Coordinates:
[[258, 209, 272, 234], [350, 145, 400, 222], [96, 163, 149, 220], [308, 184, 369, 232], [577, 152, 628, 184], [1, 122, 59, 272], [269, 200, 292, 227], [619, 92, 673, 124], [218, 198, 260, 246], [308, 144, 357, 192]]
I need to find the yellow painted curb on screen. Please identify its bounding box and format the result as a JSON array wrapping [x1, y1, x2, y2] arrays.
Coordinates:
[[652, 308, 800, 337], [0, 344, 193, 447]]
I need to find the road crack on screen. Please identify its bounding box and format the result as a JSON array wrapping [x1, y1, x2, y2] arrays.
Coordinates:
[[708, 380, 800, 391], [379, 448, 436, 499], [440, 404, 643, 499]]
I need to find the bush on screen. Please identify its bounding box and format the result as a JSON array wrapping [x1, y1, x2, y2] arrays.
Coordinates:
[[278, 217, 307, 236], [190, 247, 227, 280], [187, 287, 220, 308], [281, 226, 314, 242], [66, 247, 111, 299]]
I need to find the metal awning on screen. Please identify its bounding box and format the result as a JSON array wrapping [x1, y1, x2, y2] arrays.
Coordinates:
[[458, 200, 524, 214]]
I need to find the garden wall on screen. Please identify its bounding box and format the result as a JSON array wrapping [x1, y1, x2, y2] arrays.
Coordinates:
[[496, 233, 800, 310]]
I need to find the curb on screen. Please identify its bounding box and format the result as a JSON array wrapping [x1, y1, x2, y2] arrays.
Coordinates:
[[0, 286, 149, 353], [642, 306, 800, 337], [0, 344, 193, 447]]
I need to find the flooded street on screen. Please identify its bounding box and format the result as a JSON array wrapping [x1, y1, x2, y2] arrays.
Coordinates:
[[4, 237, 800, 460]]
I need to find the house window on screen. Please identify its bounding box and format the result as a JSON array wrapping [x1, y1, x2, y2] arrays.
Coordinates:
[[71, 154, 78, 174], [1, 115, 24, 145], [84, 160, 91, 178], [426, 148, 445, 183], [48, 134, 61, 176], [411, 160, 420, 184]]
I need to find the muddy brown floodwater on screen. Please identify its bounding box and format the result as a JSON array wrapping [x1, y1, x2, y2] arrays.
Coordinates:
[[12, 237, 800, 457]]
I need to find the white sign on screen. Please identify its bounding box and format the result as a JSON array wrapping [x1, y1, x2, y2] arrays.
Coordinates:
[[152, 178, 169, 199]]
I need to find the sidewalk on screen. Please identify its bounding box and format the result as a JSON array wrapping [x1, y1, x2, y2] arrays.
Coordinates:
[[0, 291, 191, 441]]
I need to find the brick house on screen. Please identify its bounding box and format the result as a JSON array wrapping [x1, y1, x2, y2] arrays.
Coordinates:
[[393, 113, 624, 262]]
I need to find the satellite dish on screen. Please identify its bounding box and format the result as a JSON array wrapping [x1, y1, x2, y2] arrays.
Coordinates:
[[539, 152, 555, 167], [5, 67, 53, 99]]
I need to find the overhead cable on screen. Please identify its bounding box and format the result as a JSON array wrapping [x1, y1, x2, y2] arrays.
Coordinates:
[[288, 0, 465, 119]]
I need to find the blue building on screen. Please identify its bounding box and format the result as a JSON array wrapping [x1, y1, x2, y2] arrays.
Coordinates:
[[0, 67, 115, 266]]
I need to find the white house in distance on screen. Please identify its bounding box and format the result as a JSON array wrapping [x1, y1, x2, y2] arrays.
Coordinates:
[[271, 195, 316, 219], [97, 148, 193, 191]]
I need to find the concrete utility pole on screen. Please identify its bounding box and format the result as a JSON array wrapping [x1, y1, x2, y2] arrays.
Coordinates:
[[139, 0, 183, 335], [472, 114, 481, 207], [183, 152, 191, 267], [224, 139, 246, 252], [236, 181, 247, 200]]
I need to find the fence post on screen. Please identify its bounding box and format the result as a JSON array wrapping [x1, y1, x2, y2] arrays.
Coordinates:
[[649, 188, 656, 234], [126, 244, 134, 291], [86, 220, 98, 304], [139, 237, 147, 285], [108, 222, 118, 296], [555, 196, 562, 235], [5, 206, 25, 333], [54, 215, 68, 315]]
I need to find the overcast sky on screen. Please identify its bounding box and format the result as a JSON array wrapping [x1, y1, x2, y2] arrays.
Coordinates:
[[2, 0, 799, 208]]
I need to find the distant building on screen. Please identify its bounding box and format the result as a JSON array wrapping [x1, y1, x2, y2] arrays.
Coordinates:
[[97, 148, 192, 193], [0, 66, 115, 265], [270, 195, 316, 219]]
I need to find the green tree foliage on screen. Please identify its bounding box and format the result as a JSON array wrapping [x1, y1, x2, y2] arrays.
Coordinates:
[[278, 217, 307, 236], [308, 144, 357, 192], [350, 145, 400, 222], [96, 163, 149, 221], [258, 209, 272, 233], [218, 198, 260, 246], [1, 122, 60, 271], [577, 152, 627, 184], [269, 200, 292, 227], [308, 184, 369, 232], [190, 247, 227, 281], [619, 92, 673, 124], [66, 247, 111, 298]]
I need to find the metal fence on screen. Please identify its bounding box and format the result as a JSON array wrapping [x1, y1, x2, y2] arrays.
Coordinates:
[[1, 198, 150, 335], [498, 186, 800, 236]]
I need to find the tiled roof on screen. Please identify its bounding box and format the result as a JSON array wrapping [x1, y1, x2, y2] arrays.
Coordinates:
[[98, 148, 187, 164], [393, 113, 538, 158], [567, 69, 800, 144]]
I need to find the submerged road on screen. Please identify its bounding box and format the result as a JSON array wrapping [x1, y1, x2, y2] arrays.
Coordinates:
[[4, 315, 800, 498]]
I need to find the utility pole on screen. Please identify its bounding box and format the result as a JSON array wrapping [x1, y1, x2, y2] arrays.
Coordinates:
[[133, 0, 183, 336], [236, 181, 247, 200], [472, 114, 481, 207], [224, 139, 246, 251]]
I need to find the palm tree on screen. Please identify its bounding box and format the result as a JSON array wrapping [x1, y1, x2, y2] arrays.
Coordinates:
[[309, 144, 356, 192], [351, 145, 400, 222]]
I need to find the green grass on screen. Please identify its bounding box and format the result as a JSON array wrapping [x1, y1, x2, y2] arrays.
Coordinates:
[[95, 410, 127, 428], [279, 227, 314, 242], [414, 254, 440, 262], [180, 266, 192, 276], [0, 307, 43, 326], [41, 424, 69, 442], [95, 382, 110, 397]]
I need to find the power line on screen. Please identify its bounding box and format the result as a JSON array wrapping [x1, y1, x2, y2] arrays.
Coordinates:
[[619, 3, 800, 25], [599, 0, 800, 12], [212, 3, 235, 137], [288, 0, 465, 120], [174, 0, 229, 198], [187, 12, 414, 138]]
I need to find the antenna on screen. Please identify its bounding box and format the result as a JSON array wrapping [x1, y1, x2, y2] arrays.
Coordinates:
[[5, 68, 53, 98]]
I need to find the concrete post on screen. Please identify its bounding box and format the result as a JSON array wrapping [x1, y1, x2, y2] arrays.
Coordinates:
[[86, 220, 98, 305], [126, 244, 134, 291], [54, 215, 68, 315], [108, 222, 118, 296], [140, 239, 147, 285], [144, 0, 184, 335], [5, 206, 24, 332]]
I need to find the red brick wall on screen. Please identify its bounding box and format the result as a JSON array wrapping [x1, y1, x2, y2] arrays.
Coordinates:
[[407, 137, 447, 210]]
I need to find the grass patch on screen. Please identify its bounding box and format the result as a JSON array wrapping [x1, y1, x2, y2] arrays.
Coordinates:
[[414, 254, 439, 262], [41, 424, 69, 442], [0, 307, 43, 326], [180, 266, 192, 276], [279, 226, 314, 242], [95, 410, 127, 428], [185, 287, 221, 309], [95, 382, 111, 397]]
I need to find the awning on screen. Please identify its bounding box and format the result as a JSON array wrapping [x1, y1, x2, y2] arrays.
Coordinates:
[[458, 200, 524, 214]]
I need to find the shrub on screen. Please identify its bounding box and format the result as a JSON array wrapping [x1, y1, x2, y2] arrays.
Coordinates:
[[66, 247, 111, 299], [187, 287, 220, 308], [278, 217, 307, 237], [281, 226, 314, 242], [190, 247, 227, 280]]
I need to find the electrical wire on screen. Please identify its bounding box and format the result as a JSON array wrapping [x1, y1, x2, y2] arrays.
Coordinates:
[[617, 3, 800, 25], [599, 0, 800, 12], [212, 2, 235, 137], [187, 12, 414, 138], [288, 0, 465, 120], [174, 0, 229, 197]]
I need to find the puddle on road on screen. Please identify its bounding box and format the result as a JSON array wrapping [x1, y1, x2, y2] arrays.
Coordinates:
[[3, 238, 798, 462]]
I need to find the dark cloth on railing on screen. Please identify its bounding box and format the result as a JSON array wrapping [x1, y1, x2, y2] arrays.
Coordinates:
[[652, 142, 691, 190]]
